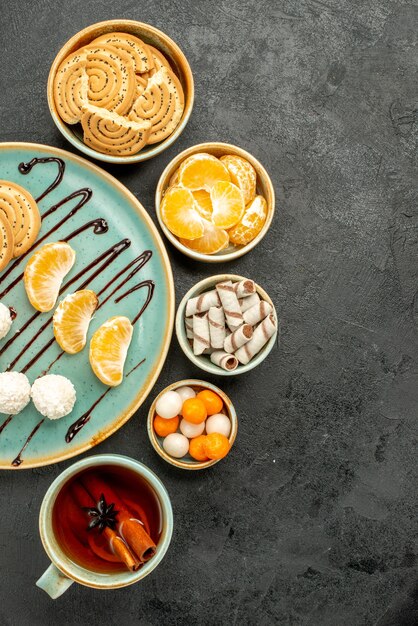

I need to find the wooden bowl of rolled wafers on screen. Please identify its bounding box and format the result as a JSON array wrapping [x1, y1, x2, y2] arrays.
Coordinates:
[[47, 20, 194, 164], [175, 274, 278, 376]]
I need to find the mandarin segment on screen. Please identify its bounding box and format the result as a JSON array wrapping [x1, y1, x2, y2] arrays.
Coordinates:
[[179, 219, 229, 255], [53, 289, 98, 354], [23, 241, 76, 312], [178, 153, 230, 191], [192, 190, 213, 220], [220, 154, 257, 205], [89, 315, 133, 386], [228, 195, 268, 245], [210, 181, 245, 229], [161, 186, 204, 239]]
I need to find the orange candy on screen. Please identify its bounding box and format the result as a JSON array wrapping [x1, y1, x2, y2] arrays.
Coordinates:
[[181, 397, 207, 424], [153, 414, 179, 437], [197, 389, 223, 416], [189, 435, 209, 461], [204, 432, 231, 460]]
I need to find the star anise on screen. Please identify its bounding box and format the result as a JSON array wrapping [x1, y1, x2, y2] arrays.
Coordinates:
[[82, 494, 119, 533]]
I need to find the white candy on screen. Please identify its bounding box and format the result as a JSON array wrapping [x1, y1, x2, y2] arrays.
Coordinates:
[[179, 418, 205, 438], [176, 386, 196, 406], [0, 303, 12, 340], [0, 372, 31, 415], [156, 390, 183, 419], [205, 413, 231, 437], [163, 433, 189, 458]]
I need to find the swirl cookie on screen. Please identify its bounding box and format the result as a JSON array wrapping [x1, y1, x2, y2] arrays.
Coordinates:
[[0, 212, 13, 271], [0, 181, 41, 257], [129, 67, 184, 144], [81, 105, 151, 156], [53, 49, 88, 124], [84, 44, 137, 115], [91, 32, 154, 74], [148, 45, 172, 76]]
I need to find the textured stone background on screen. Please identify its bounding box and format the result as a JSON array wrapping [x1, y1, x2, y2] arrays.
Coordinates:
[[0, 1, 417, 624]]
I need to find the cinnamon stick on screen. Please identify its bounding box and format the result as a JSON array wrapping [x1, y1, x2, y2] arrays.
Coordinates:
[[70, 481, 141, 572], [81, 474, 157, 563]]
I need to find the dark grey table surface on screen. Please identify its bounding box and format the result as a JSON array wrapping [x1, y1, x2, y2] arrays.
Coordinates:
[[1, 1, 417, 625]]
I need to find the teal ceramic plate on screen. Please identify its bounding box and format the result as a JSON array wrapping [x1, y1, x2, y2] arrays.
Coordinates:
[[0, 143, 174, 469]]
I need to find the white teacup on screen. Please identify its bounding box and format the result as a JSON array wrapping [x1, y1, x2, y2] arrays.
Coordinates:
[[36, 454, 173, 598]]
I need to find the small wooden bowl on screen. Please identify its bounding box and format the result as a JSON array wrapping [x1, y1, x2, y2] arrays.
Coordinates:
[[155, 142, 275, 262], [147, 379, 238, 470], [47, 20, 194, 164], [175, 274, 278, 375]]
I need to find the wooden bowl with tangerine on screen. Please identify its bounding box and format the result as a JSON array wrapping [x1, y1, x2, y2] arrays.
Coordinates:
[[147, 379, 238, 470], [155, 142, 275, 262]]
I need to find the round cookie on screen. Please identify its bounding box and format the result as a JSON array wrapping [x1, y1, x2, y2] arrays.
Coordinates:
[[91, 32, 154, 74], [0, 180, 41, 257], [81, 105, 151, 156], [129, 67, 184, 144], [53, 48, 88, 124], [0, 211, 14, 271]]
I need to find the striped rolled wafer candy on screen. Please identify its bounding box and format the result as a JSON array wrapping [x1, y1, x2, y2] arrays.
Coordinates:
[[91, 32, 154, 74], [81, 105, 151, 156], [185, 316, 194, 339], [186, 289, 220, 317], [210, 350, 239, 372], [243, 300, 273, 326], [84, 44, 137, 115], [53, 48, 88, 124], [193, 313, 210, 355], [0, 181, 41, 257], [232, 279, 256, 298], [148, 45, 172, 76], [239, 292, 260, 313], [223, 323, 253, 354], [216, 280, 243, 331], [0, 212, 13, 271], [129, 67, 184, 145], [235, 314, 277, 365], [208, 306, 226, 349]]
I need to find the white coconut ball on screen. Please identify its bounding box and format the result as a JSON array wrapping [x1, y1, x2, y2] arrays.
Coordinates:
[[0, 372, 31, 415], [163, 433, 189, 458], [0, 303, 13, 340], [179, 418, 205, 438], [31, 374, 76, 420], [205, 413, 231, 437], [156, 390, 182, 419]]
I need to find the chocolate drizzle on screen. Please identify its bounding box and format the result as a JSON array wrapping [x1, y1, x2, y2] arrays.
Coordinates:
[[0, 188, 94, 294], [18, 157, 65, 202], [116, 280, 155, 324], [126, 358, 146, 378], [8, 307, 17, 320], [11, 418, 45, 467], [65, 389, 111, 443], [0, 414, 13, 436]]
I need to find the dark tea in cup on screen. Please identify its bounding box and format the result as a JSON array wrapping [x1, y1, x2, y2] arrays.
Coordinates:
[[52, 464, 163, 573]]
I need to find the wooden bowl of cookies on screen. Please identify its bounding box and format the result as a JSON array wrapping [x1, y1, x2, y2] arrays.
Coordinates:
[[155, 142, 275, 262], [47, 20, 194, 164]]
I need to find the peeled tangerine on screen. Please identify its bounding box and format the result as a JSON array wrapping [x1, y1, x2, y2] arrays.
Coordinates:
[[210, 181, 245, 229], [89, 316, 133, 386], [179, 219, 229, 255], [228, 195, 267, 246], [220, 154, 257, 205], [24, 241, 76, 312], [160, 186, 204, 240], [178, 153, 230, 191], [53, 290, 98, 354]]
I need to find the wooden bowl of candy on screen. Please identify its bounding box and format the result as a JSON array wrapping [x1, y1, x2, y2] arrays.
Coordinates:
[[175, 275, 278, 375], [147, 380, 238, 470], [47, 19, 194, 164], [155, 142, 275, 262]]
